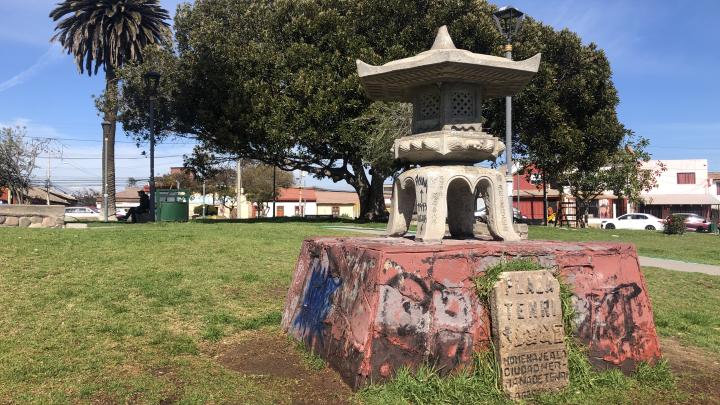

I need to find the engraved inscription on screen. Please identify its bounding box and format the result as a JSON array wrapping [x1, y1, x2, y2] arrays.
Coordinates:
[[490, 270, 569, 398], [415, 175, 428, 226]]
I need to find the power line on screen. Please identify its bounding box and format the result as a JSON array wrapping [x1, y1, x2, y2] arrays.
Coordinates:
[[31, 177, 150, 181], [38, 154, 185, 160], [24, 135, 197, 145]]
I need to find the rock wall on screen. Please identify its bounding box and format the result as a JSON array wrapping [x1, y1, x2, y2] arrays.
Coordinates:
[[282, 237, 662, 390], [0, 205, 65, 228]]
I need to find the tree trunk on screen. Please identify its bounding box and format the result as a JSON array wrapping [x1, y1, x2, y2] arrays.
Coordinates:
[[355, 168, 387, 221], [577, 202, 589, 228], [574, 196, 590, 228], [104, 68, 118, 218], [363, 172, 387, 221]]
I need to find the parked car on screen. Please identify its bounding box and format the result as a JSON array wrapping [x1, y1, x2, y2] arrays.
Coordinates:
[[64, 206, 100, 221], [601, 213, 665, 230], [667, 213, 714, 232], [115, 208, 128, 221], [474, 207, 527, 224]]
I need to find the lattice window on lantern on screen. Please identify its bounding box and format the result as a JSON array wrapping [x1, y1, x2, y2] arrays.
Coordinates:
[[450, 90, 474, 118], [419, 92, 440, 120]]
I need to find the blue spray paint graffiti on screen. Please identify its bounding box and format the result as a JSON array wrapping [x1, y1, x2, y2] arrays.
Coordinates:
[[293, 260, 342, 345]]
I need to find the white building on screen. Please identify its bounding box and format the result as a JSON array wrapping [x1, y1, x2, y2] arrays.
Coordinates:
[[268, 187, 318, 217], [640, 159, 720, 218], [710, 171, 720, 198]]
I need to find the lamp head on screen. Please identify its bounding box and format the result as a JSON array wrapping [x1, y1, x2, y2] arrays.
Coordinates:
[[493, 6, 525, 42], [143, 71, 161, 95]]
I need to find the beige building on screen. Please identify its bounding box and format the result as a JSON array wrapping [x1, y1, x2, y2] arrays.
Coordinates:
[[315, 190, 359, 219]]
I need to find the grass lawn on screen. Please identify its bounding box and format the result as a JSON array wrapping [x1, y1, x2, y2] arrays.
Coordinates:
[[0, 221, 718, 403], [643, 267, 720, 353], [528, 225, 720, 266]]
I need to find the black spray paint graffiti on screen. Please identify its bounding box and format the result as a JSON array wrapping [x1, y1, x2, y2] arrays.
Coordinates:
[[385, 272, 443, 314], [577, 282, 642, 346], [379, 265, 474, 371]]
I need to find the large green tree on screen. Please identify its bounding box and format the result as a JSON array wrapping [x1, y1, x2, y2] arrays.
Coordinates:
[[116, 0, 641, 221], [482, 19, 661, 225], [486, 20, 629, 204], [50, 0, 170, 216], [117, 0, 501, 220], [563, 135, 665, 226]]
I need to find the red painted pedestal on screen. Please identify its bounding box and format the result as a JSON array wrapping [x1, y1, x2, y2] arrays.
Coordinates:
[[281, 237, 661, 390]]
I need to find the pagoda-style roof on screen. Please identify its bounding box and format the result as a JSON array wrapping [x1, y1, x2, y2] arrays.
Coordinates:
[[357, 26, 541, 101]]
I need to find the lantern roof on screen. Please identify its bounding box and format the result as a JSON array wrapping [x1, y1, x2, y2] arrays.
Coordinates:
[[356, 26, 541, 101]]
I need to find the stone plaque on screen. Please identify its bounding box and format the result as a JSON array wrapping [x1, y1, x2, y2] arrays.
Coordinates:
[[490, 270, 569, 398]]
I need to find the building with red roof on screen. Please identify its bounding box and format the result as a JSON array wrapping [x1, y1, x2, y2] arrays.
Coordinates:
[[259, 187, 359, 218]]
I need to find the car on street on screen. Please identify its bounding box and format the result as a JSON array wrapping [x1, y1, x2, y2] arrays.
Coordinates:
[[667, 213, 714, 232], [601, 213, 665, 230], [474, 207, 527, 224], [115, 208, 128, 221], [64, 206, 101, 221]]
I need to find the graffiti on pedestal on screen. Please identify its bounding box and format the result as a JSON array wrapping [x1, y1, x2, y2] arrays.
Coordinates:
[[293, 258, 342, 346], [577, 282, 645, 364], [374, 262, 478, 373]]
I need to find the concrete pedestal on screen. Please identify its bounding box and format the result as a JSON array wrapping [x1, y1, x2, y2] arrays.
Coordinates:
[[281, 237, 661, 390]]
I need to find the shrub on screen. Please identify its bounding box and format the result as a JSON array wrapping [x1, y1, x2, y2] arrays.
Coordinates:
[[193, 204, 218, 216], [664, 214, 685, 235]]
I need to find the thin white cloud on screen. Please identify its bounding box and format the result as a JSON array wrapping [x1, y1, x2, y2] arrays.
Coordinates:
[[517, 0, 693, 77], [0, 117, 66, 139], [0, 44, 63, 93]]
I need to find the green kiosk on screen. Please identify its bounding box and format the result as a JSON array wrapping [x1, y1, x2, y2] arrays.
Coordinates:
[[155, 189, 190, 222]]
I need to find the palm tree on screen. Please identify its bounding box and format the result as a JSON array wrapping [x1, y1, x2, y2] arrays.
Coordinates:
[[50, 0, 170, 217]]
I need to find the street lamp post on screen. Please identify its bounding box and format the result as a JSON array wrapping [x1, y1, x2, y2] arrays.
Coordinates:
[[144, 71, 161, 222], [493, 5, 525, 221], [101, 121, 111, 222]]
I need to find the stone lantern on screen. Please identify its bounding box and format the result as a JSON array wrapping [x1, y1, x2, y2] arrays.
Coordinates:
[[284, 27, 662, 393], [357, 26, 540, 241]]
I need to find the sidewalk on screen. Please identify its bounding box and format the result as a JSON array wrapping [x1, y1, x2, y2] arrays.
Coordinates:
[[639, 256, 720, 276]]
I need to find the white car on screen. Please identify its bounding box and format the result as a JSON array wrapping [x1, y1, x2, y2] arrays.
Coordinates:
[[64, 206, 101, 221], [601, 213, 665, 231]]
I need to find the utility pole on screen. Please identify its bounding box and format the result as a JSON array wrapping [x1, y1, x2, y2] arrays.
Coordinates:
[[202, 180, 206, 218], [45, 152, 51, 205], [272, 166, 277, 218], [236, 159, 243, 218], [298, 171, 305, 217]]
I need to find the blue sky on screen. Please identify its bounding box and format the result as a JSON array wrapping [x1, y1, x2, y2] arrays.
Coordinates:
[[0, 0, 718, 193]]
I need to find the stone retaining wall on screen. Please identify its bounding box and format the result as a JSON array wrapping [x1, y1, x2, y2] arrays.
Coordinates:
[[0, 205, 65, 228]]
